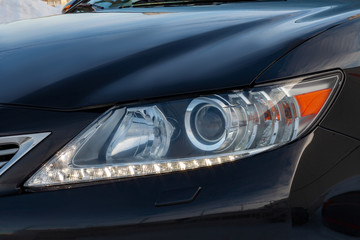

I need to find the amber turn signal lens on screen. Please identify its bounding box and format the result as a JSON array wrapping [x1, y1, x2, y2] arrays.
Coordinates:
[[295, 88, 332, 117]]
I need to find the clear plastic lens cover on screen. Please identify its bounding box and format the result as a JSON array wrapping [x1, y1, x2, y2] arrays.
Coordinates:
[[25, 71, 342, 187]]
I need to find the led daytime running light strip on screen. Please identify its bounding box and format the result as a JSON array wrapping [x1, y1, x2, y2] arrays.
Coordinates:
[[29, 146, 272, 186]]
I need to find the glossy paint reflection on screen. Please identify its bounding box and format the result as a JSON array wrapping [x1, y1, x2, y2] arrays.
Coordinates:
[[257, 18, 360, 83], [1, 1, 360, 109]]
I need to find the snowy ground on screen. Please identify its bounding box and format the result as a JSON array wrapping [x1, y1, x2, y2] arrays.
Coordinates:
[[0, 0, 62, 24]]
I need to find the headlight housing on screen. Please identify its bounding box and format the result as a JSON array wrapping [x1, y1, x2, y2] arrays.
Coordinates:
[[25, 71, 342, 188]]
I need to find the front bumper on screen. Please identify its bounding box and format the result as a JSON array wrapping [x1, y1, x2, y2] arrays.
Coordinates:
[[0, 123, 311, 239]]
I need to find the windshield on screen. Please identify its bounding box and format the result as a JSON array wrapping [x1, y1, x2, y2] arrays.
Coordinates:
[[88, 0, 266, 8], [63, 0, 281, 13]]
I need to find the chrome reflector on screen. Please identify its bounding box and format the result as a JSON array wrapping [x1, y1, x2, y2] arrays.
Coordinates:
[[0, 132, 50, 176]]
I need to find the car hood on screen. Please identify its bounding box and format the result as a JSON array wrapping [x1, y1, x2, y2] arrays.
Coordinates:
[[0, 1, 358, 110]]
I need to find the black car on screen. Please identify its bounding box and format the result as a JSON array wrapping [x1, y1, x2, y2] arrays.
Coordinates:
[[1, 0, 360, 239]]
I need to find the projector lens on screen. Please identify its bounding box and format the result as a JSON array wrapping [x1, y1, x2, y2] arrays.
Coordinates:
[[194, 105, 226, 143]]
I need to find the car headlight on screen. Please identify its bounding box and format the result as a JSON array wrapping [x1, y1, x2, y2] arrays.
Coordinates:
[[25, 71, 342, 188]]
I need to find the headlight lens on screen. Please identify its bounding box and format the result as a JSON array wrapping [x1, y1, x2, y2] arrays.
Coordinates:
[[25, 71, 342, 188]]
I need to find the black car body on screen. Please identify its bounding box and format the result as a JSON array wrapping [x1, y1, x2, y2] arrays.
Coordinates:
[[1, 0, 360, 239]]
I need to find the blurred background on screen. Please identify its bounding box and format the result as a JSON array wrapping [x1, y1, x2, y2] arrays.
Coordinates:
[[0, 0, 69, 24], [43, 0, 69, 6]]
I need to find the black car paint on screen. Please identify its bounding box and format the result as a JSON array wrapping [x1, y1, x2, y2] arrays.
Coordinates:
[[1, 0, 360, 239], [0, 1, 358, 110]]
